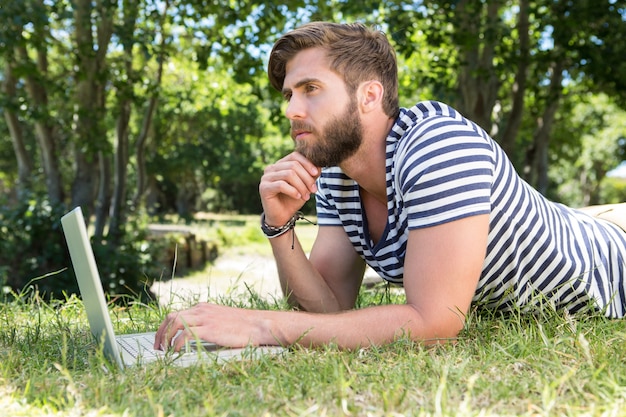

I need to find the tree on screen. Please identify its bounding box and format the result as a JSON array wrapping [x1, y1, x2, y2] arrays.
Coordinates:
[[415, 0, 626, 193], [0, 0, 295, 294], [550, 94, 626, 206], [2, 0, 626, 226], [0, 0, 313, 227], [2, 60, 33, 197], [72, 0, 114, 230], [1, 1, 65, 205]]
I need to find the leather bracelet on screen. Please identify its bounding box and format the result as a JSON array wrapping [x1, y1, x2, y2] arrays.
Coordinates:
[[260, 211, 316, 249], [260, 212, 300, 239]]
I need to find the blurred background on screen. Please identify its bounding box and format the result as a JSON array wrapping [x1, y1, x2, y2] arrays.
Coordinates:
[[1, 0, 625, 298]]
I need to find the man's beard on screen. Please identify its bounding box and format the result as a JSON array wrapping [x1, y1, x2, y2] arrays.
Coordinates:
[[291, 99, 362, 167]]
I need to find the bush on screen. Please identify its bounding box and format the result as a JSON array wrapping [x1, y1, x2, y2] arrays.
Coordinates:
[[0, 194, 157, 302], [90, 229, 155, 303], [0, 195, 74, 299], [600, 176, 626, 203]]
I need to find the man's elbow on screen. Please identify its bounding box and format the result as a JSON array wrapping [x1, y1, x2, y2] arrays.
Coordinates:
[[406, 304, 467, 345], [421, 323, 463, 346], [291, 297, 345, 314]]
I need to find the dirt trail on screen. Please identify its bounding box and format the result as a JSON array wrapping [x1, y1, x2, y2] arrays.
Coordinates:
[[151, 252, 282, 307], [151, 252, 382, 308]]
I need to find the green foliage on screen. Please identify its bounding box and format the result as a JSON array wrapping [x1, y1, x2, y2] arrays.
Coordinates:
[[223, 221, 266, 246], [0, 120, 17, 192], [146, 57, 291, 215], [2, 0, 626, 221], [0, 194, 159, 302], [90, 228, 155, 303], [0, 194, 74, 298], [600, 177, 626, 204], [548, 94, 626, 205]]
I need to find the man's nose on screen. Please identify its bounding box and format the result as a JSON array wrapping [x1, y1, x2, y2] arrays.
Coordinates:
[[285, 95, 305, 120]]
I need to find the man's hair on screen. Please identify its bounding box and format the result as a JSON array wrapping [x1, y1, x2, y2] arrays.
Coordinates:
[[268, 22, 400, 119]]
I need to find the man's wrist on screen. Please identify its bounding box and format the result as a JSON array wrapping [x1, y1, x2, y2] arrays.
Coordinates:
[[260, 212, 316, 249], [260, 212, 300, 239]]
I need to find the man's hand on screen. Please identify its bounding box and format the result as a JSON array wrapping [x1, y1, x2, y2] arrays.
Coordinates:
[[153, 303, 276, 352], [259, 152, 320, 226]]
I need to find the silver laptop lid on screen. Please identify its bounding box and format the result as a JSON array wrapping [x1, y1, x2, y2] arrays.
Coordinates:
[[61, 207, 124, 368]]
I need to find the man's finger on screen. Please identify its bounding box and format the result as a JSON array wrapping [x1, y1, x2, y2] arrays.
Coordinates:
[[154, 312, 184, 350]]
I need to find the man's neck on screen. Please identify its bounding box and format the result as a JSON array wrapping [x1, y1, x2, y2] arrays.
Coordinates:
[[339, 117, 395, 203]]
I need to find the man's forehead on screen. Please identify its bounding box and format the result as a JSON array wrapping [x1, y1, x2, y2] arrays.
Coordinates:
[[283, 48, 335, 88]]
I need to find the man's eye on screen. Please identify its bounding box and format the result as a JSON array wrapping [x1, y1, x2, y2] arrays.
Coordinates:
[[283, 93, 292, 101], [305, 85, 317, 93]]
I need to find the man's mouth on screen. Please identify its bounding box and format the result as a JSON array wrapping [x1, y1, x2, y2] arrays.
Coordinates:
[[291, 121, 315, 141], [291, 129, 311, 140]]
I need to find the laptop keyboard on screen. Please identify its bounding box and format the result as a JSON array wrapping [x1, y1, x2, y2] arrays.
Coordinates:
[[116, 333, 160, 359], [114, 333, 283, 366], [116, 332, 220, 362]]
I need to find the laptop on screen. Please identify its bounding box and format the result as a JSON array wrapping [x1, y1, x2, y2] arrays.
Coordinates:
[[61, 206, 284, 368]]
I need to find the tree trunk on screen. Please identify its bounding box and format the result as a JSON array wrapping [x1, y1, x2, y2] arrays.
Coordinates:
[[3, 62, 33, 197], [133, 96, 159, 209], [109, 0, 143, 242], [72, 0, 114, 223], [455, 0, 503, 133], [132, 0, 170, 208], [15, 40, 64, 205], [528, 60, 564, 194], [499, 0, 530, 158], [588, 162, 607, 206], [94, 151, 111, 239], [108, 99, 131, 243]]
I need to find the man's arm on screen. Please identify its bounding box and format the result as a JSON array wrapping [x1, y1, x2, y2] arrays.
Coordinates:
[[154, 214, 489, 350], [257, 151, 365, 312], [268, 213, 490, 347], [271, 224, 366, 312]]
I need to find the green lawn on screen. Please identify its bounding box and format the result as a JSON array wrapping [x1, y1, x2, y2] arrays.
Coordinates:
[[2, 284, 626, 416], [2, 219, 626, 416]]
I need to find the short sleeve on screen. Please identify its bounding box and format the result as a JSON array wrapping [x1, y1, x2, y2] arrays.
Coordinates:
[[395, 116, 495, 229]]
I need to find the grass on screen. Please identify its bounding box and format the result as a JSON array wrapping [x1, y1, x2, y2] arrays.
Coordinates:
[[2, 219, 626, 416], [2, 288, 626, 416]]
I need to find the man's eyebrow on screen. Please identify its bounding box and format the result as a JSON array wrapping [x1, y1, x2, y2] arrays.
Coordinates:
[[281, 78, 322, 96]]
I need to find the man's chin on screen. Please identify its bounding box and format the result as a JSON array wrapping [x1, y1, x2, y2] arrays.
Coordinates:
[[295, 145, 343, 168], [294, 146, 315, 164], [300, 153, 330, 168]]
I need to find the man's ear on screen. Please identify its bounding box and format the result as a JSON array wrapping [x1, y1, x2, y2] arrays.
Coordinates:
[[358, 80, 385, 113]]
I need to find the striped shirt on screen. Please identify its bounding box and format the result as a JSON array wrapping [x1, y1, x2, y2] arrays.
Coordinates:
[[316, 101, 626, 317]]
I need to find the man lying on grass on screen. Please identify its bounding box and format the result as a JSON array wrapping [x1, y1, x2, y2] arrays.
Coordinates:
[[155, 22, 626, 351]]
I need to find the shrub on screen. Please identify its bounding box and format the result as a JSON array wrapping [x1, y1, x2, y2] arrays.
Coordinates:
[[0, 195, 74, 299], [0, 194, 156, 302], [90, 229, 155, 303], [600, 176, 626, 203]]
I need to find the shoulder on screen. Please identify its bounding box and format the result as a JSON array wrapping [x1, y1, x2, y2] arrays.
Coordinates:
[[400, 101, 490, 144], [393, 102, 495, 177], [315, 167, 359, 225], [316, 167, 357, 205]]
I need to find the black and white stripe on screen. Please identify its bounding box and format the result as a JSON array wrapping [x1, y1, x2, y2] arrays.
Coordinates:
[[316, 101, 626, 317]]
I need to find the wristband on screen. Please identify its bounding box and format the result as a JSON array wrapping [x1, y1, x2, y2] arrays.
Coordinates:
[[260, 212, 300, 238], [260, 211, 316, 249]]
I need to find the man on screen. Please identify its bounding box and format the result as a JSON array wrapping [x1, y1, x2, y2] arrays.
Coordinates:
[[155, 22, 626, 352]]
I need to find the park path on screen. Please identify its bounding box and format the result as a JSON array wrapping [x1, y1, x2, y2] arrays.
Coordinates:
[[150, 251, 382, 308], [151, 252, 283, 308]]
